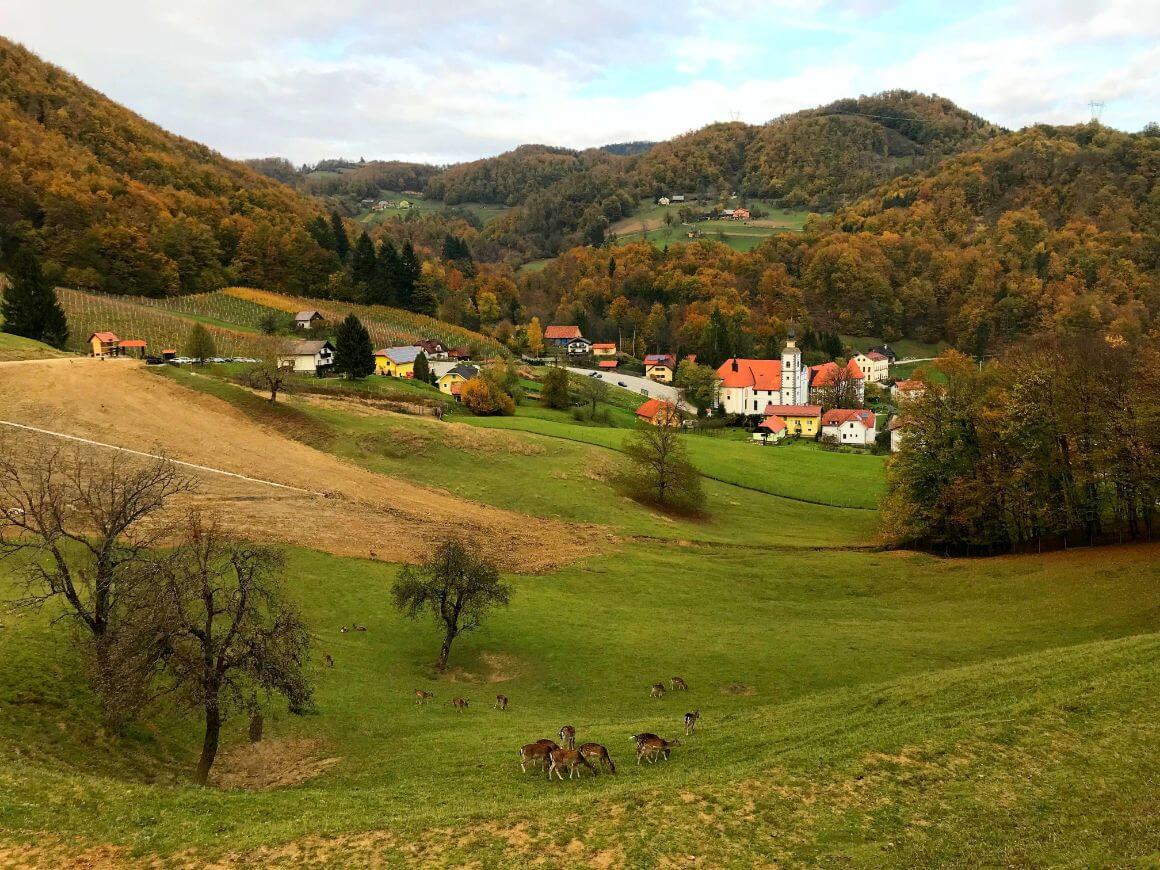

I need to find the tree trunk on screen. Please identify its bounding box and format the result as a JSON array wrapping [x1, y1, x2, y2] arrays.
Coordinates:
[[195, 703, 222, 786], [248, 711, 263, 743], [436, 627, 455, 671]]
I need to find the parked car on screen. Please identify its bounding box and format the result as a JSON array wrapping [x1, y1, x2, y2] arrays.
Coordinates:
[[617, 381, 627, 387]]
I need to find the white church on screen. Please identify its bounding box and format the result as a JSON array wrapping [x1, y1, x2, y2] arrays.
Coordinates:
[[715, 333, 812, 416]]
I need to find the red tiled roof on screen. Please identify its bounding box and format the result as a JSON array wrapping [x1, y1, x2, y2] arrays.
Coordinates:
[[821, 409, 876, 428], [118, 339, 147, 348], [644, 354, 675, 366], [89, 332, 119, 342], [716, 358, 782, 390], [894, 379, 924, 391], [762, 404, 821, 417], [545, 325, 582, 339], [809, 359, 864, 387], [758, 414, 786, 433], [636, 398, 677, 420], [598, 360, 618, 368], [592, 342, 616, 350], [865, 351, 888, 361]]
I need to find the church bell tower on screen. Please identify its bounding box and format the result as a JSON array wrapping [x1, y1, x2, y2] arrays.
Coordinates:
[[781, 329, 802, 405]]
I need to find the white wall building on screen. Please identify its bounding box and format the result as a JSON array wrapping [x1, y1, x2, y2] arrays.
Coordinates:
[[278, 340, 335, 375], [715, 335, 810, 416], [820, 408, 877, 447]]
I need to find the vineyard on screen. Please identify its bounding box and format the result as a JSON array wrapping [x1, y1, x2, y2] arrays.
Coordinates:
[[223, 288, 511, 358], [139, 290, 280, 331]]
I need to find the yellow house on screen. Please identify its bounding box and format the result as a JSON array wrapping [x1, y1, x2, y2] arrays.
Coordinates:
[[88, 331, 120, 357], [762, 404, 822, 437], [592, 343, 617, 358], [644, 353, 677, 383], [375, 346, 421, 378], [437, 364, 480, 395]]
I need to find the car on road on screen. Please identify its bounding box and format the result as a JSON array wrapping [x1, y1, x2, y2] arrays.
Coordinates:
[[617, 381, 627, 387]]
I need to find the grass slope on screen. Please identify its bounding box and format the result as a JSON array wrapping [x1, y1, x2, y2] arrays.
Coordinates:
[[0, 332, 69, 362]]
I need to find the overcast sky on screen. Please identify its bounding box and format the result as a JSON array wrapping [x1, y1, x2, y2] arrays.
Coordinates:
[[2, 1, 1157, 165]]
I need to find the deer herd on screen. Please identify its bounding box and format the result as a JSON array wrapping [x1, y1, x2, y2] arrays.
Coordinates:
[[411, 676, 701, 782]]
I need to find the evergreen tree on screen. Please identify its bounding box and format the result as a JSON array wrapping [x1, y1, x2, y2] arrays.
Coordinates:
[[368, 240, 399, 306], [410, 278, 437, 316], [306, 216, 334, 251], [540, 365, 571, 410], [333, 314, 374, 379], [329, 211, 350, 262], [398, 240, 421, 311], [413, 351, 430, 384], [1, 245, 69, 348], [351, 232, 377, 288]]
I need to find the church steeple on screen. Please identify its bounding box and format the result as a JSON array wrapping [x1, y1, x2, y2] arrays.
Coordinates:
[[781, 330, 802, 405]]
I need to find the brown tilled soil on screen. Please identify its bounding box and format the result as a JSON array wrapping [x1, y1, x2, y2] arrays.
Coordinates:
[[0, 359, 602, 571]]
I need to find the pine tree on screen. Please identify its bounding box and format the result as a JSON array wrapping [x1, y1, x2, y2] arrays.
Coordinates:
[[398, 240, 421, 311], [1, 246, 69, 348], [413, 350, 430, 384], [368, 240, 398, 306], [329, 211, 350, 262], [307, 215, 334, 251], [333, 314, 374, 379], [410, 278, 437, 316], [351, 232, 376, 289]]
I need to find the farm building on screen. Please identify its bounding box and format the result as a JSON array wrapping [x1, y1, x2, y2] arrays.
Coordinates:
[[278, 340, 335, 375], [88, 332, 120, 357], [658, 196, 670, 206], [761, 404, 822, 437], [438, 365, 479, 396], [732, 207, 751, 221], [592, 343, 617, 358], [598, 360, 618, 370], [447, 346, 472, 361], [636, 398, 681, 427], [545, 325, 584, 347], [644, 353, 677, 383], [295, 310, 325, 330], [375, 346, 421, 378], [119, 339, 148, 358], [752, 414, 787, 444], [869, 344, 897, 362], [820, 409, 877, 446]]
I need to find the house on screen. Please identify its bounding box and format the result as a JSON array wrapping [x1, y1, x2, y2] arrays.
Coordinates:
[[397, 199, 413, 209], [671, 194, 686, 202], [544, 325, 584, 347], [888, 416, 908, 453], [359, 198, 375, 208], [119, 339, 148, 359], [437, 364, 480, 396], [761, 404, 822, 437], [447, 346, 472, 361], [721, 209, 735, 218], [374, 346, 421, 378], [658, 196, 671, 206], [809, 359, 866, 404], [644, 353, 677, 383], [598, 360, 618, 370], [636, 398, 681, 427], [278, 340, 335, 375], [716, 335, 810, 416], [592, 342, 617, 358], [415, 339, 450, 360], [401, 190, 423, 197], [851, 351, 890, 384], [295, 310, 325, 330], [892, 379, 926, 401], [752, 414, 787, 444], [869, 344, 896, 363], [428, 360, 460, 381], [88, 332, 120, 357], [566, 336, 593, 356], [820, 409, 877, 446], [731, 207, 751, 221]]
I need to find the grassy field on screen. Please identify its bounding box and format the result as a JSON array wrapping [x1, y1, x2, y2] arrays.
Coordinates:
[[1, 356, 1157, 866], [0, 332, 70, 361], [610, 200, 812, 253], [355, 190, 511, 227]]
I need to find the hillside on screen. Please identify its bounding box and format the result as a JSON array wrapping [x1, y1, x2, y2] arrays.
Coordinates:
[[0, 38, 334, 297]]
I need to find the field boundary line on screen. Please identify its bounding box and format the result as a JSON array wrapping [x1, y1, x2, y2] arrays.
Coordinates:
[[0, 420, 324, 496]]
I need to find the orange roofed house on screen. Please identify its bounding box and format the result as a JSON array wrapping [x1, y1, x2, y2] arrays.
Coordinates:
[[592, 342, 617, 358], [716, 335, 811, 416], [636, 398, 681, 427], [88, 332, 120, 357], [544, 325, 592, 356], [808, 359, 865, 404], [820, 408, 877, 447]]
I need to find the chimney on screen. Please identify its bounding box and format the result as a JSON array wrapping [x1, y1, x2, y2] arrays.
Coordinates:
[[731, 359, 738, 372]]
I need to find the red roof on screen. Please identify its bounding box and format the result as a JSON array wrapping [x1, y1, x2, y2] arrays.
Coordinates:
[[636, 398, 677, 421], [545, 325, 582, 340], [89, 332, 119, 342], [894, 379, 924, 392], [758, 414, 786, 433], [821, 409, 876, 428], [865, 351, 889, 361], [717, 358, 782, 391], [762, 403, 821, 417], [598, 360, 618, 369], [809, 359, 864, 387], [644, 354, 675, 366], [592, 342, 616, 350], [119, 339, 147, 348]]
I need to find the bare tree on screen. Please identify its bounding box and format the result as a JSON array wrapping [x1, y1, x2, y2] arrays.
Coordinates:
[[138, 512, 312, 785]]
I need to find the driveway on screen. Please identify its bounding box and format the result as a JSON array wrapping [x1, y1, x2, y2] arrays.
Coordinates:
[[565, 366, 691, 411]]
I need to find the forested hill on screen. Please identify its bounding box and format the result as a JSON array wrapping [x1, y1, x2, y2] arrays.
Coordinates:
[[0, 37, 336, 297]]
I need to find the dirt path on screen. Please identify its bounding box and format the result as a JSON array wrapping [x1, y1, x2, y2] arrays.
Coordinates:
[[0, 359, 604, 571]]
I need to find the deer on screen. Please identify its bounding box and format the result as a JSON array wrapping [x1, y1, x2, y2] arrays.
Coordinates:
[[684, 711, 700, 735], [650, 682, 666, 699], [558, 724, 576, 749], [324, 653, 334, 668], [578, 742, 616, 774], [670, 676, 689, 691], [636, 736, 680, 764], [340, 626, 349, 633], [451, 697, 469, 712], [494, 694, 509, 711], [548, 747, 595, 780], [414, 689, 434, 706], [354, 624, 368, 632], [631, 732, 660, 750], [519, 739, 558, 773]]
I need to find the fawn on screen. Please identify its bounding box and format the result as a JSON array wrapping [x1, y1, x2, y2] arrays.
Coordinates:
[[684, 711, 700, 735], [578, 742, 616, 774], [519, 739, 558, 773], [548, 747, 595, 780], [414, 689, 434, 706], [451, 697, 469, 712], [354, 624, 367, 632], [650, 682, 666, 698], [558, 724, 576, 749], [495, 694, 509, 711], [324, 653, 334, 668], [636, 736, 681, 764], [670, 676, 689, 691]]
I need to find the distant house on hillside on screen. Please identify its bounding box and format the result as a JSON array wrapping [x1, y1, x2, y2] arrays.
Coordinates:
[[374, 346, 421, 378], [869, 344, 897, 362], [401, 190, 423, 197], [278, 340, 334, 375], [732, 207, 751, 221], [88, 332, 120, 357], [359, 198, 375, 208], [447, 346, 473, 361], [437, 364, 480, 397], [644, 353, 677, 383], [415, 339, 449, 360], [820, 409, 877, 446], [544, 325, 583, 346], [670, 194, 686, 202], [567, 336, 593, 356], [592, 342, 617, 358], [636, 398, 681, 427], [658, 196, 671, 206], [295, 310, 325, 330], [891, 379, 926, 401], [397, 199, 414, 209]]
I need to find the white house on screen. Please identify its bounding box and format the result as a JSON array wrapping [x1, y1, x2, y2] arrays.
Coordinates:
[[566, 336, 593, 356], [415, 339, 450, 360], [820, 409, 877, 447], [851, 351, 890, 384], [715, 335, 810, 416], [751, 414, 787, 444], [888, 416, 908, 453], [892, 379, 926, 401], [658, 196, 671, 206], [278, 340, 335, 375], [295, 310, 325, 330]]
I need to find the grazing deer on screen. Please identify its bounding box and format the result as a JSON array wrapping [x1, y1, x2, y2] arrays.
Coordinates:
[[635, 736, 680, 764], [631, 732, 660, 749], [650, 682, 666, 698], [340, 626, 349, 633], [579, 742, 616, 774], [354, 624, 367, 632], [558, 724, 576, 749], [548, 747, 595, 780], [519, 739, 558, 773], [414, 689, 434, 706], [684, 711, 700, 735], [324, 653, 334, 668], [451, 697, 469, 712], [495, 694, 509, 711], [670, 676, 688, 691]]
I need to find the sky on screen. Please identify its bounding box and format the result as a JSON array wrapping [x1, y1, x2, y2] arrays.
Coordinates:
[[1, 1, 1157, 165]]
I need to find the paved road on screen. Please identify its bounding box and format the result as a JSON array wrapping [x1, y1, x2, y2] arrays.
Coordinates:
[[566, 366, 691, 411]]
